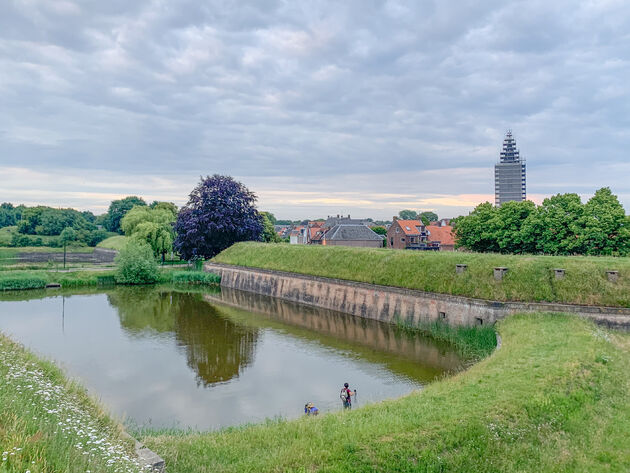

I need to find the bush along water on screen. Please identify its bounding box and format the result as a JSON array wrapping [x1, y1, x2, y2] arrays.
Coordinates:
[[114, 240, 160, 285]]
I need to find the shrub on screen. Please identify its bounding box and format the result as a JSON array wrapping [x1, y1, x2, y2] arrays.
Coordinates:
[[114, 240, 159, 285], [0, 274, 48, 291], [171, 271, 221, 285]]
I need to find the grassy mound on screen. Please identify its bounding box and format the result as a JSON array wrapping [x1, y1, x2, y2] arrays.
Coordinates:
[[97, 235, 128, 251], [142, 314, 630, 472], [213, 242, 630, 307]]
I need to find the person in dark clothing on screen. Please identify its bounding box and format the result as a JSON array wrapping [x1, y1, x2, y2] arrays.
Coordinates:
[[340, 382, 356, 409]]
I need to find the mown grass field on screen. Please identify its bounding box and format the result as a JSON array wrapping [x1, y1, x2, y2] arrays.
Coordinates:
[[0, 334, 142, 473], [142, 313, 630, 473], [213, 242, 630, 307]]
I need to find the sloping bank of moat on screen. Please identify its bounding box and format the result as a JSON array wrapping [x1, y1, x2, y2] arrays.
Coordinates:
[[205, 262, 630, 328]]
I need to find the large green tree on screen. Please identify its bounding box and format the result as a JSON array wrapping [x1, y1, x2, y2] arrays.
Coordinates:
[[454, 188, 629, 256], [521, 193, 584, 255], [577, 187, 630, 255], [398, 209, 418, 220], [121, 205, 176, 262], [419, 211, 438, 225], [452, 202, 499, 252], [105, 196, 147, 233], [0, 203, 18, 228], [493, 201, 537, 254], [260, 212, 281, 243]]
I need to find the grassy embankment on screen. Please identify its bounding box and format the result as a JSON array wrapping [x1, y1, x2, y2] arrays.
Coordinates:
[[142, 314, 630, 472], [96, 235, 128, 251], [214, 242, 630, 307], [0, 334, 143, 473]]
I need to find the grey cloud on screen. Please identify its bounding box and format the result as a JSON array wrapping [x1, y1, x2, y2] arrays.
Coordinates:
[[0, 0, 629, 216]]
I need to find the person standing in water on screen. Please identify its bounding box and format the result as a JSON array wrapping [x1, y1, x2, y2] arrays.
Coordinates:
[[340, 382, 356, 409]]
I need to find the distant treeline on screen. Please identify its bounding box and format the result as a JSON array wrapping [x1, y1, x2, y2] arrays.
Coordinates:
[[0, 196, 166, 248], [453, 187, 630, 256]]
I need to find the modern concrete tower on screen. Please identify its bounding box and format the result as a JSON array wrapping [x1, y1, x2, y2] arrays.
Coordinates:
[[494, 130, 526, 206]]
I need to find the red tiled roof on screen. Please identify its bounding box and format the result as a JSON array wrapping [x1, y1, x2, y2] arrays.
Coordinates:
[[426, 225, 455, 246], [396, 220, 425, 236], [309, 227, 326, 240]]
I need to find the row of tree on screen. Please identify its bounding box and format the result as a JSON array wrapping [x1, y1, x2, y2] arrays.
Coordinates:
[[114, 176, 275, 262], [453, 188, 630, 256], [398, 209, 439, 225]]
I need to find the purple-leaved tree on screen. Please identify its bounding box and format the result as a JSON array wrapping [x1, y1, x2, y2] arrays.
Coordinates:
[[174, 175, 263, 259]]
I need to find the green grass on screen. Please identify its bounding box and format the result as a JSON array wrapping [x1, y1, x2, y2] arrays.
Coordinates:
[[0, 273, 48, 291], [0, 266, 216, 291], [171, 271, 221, 285], [0, 334, 142, 472], [396, 318, 498, 360], [213, 242, 630, 307], [97, 235, 128, 251], [141, 314, 630, 472], [0, 226, 77, 247]]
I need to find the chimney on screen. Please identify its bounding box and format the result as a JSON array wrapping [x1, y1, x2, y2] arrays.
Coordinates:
[[347, 214, 350, 218]]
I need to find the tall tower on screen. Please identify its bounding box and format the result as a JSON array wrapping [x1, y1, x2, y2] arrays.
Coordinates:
[[494, 130, 526, 206]]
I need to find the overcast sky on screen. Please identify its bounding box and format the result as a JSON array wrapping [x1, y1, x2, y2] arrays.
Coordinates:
[[1, 0, 629, 219]]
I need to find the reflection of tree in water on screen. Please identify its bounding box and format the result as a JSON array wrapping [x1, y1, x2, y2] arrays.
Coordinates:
[[108, 287, 259, 387]]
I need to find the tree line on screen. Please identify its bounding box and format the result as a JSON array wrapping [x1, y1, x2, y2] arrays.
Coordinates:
[[453, 188, 630, 256], [1, 176, 279, 260]]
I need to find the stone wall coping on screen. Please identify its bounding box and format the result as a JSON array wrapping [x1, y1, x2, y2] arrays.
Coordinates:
[[205, 262, 630, 317]]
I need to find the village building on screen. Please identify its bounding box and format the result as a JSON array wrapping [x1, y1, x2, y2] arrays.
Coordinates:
[[387, 217, 455, 251], [321, 224, 383, 248], [289, 225, 307, 244], [324, 214, 371, 227]]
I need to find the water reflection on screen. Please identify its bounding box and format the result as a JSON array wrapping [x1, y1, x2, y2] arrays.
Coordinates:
[[0, 287, 466, 430], [107, 288, 259, 386], [204, 288, 463, 381]]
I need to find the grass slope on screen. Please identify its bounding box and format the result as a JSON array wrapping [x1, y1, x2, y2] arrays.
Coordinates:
[[97, 236, 128, 251], [214, 242, 630, 307], [0, 334, 142, 472], [142, 314, 630, 472]]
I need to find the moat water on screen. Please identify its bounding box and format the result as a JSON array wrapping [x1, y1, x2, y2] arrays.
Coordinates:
[[0, 286, 465, 430]]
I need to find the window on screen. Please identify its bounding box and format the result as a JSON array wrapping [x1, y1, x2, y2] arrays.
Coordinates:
[[396, 228, 399, 233]]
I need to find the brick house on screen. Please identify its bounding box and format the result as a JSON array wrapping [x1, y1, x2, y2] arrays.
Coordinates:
[[425, 224, 456, 251], [387, 217, 455, 251]]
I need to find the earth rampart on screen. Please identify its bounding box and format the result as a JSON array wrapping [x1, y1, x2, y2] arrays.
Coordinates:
[[205, 262, 630, 328]]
